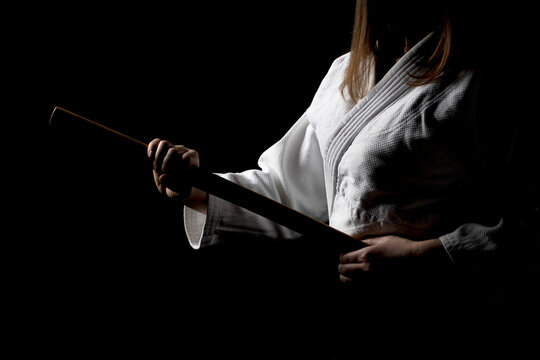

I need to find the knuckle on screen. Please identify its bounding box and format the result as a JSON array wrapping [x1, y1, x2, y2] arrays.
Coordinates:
[[175, 145, 187, 153], [340, 251, 356, 264], [158, 140, 171, 149], [183, 150, 198, 162], [167, 147, 177, 156], [357, 252, 368, 263]]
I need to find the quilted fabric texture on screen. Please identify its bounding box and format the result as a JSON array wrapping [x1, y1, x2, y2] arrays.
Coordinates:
[[184, 33, 518, 265]]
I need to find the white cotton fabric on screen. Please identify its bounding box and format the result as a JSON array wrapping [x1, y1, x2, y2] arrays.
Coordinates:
[[183, 33, 508, 264]]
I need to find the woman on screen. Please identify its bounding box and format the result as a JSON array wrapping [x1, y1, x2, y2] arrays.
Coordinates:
[[148, 1, 521, 281]]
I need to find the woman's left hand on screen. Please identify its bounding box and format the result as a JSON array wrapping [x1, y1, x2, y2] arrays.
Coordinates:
[[338, 236, 448, 283]]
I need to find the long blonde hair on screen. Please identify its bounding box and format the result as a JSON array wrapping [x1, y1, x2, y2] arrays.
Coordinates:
[[341, 0, 458, 103]]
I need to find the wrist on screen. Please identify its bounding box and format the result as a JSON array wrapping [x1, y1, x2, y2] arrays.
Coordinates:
[[412, 238, 453, 266], [183, 187, 208, 215]]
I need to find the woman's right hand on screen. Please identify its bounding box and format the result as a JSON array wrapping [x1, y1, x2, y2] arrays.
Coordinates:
[[147, 139, 200, 202]]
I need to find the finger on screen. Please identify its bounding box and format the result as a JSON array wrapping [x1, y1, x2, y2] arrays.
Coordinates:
[[153, 140, 172, 173], [339, 274, 354, 284], [339, 252, 352, 264], [338, 262, 371, 276], [162, 146, 188, 174], [153, 169, 160, 187], [147, 138, 161, 159], [152, 169, 163, 194], [153, 171, 168, 194], [339, 249, 368, 264], [158, 174, 169, 192], [162, 147, 174, 174], [182, 149, 200, 168]]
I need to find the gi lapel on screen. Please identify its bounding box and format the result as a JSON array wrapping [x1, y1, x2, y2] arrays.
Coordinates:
[[324, 32, 436, 213]]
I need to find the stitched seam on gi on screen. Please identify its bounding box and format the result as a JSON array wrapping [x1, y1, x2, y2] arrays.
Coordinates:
[[323, 33, 435, 214], [326, 60, 419, 214]]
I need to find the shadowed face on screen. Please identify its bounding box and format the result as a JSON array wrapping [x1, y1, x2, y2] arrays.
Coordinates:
[[366, 0, 447, 54], [367, 0, 446, 31]]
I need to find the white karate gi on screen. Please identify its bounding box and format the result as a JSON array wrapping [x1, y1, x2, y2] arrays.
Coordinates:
[[184, 33, 516, 264]]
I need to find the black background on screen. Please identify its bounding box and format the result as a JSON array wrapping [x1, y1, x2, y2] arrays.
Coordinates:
[[8, 1, 540, 358], [14, 2, 357, 357]]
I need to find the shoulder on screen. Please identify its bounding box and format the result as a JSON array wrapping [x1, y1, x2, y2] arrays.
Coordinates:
[[326, 53, 350, 80], [310, 53, 351, 103], [330, 53, 350, 69]]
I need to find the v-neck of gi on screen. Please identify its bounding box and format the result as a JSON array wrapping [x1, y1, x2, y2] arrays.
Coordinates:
[[323, 32, 436, 213], [357, 31, 435, 109]]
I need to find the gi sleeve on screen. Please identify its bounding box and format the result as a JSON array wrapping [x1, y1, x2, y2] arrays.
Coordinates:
[[439, 72, 540, 267], [439, 181, 538, 267], [184, 116, 328, 249]]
